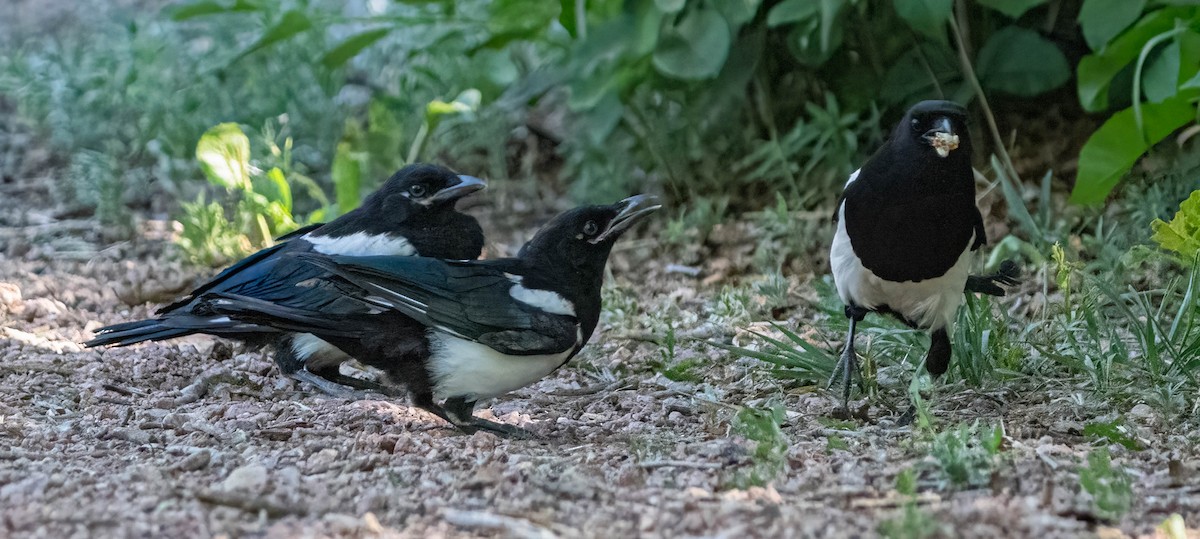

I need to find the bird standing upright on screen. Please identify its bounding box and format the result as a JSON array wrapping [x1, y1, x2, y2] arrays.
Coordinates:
[[85, 164, 486, 395], [829, 100, 987, 413], [199, 195, 661, 436]]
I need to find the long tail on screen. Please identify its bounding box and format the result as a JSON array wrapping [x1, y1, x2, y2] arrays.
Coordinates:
[[965, 260, 1020, 297], [84, 314, 275, 348], [198, 293, 359, 338]]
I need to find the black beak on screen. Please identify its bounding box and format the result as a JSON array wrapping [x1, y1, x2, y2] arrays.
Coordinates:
[[591, 194, 661, 244], [922, 116, 955, 142], [427, 175, 487, 205]]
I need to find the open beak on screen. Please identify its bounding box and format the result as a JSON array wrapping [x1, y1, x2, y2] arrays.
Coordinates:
[[591, 194, 662, 244], [922, 116, 959, 158], [427, 175, 487, 205]]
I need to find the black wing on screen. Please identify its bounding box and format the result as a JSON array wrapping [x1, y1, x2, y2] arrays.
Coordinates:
[[156, 223, 323, 314], [302, 254, 580, 356]]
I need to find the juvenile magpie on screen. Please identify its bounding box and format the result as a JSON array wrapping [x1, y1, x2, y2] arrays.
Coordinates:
[[198, 195, 661, 436], [828, 100, 1014, 413], [85, 164, 486, 395]]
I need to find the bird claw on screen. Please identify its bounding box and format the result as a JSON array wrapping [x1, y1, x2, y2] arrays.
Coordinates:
[[457, 418, 538, 439]]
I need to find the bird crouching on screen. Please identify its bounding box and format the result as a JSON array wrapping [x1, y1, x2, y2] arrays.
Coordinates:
[[84, 164, 487, 397], [201, 195, 662, 437], [828, 100, 1015, 417]]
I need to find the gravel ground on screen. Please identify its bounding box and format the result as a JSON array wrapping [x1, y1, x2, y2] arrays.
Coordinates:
[[2, 154, 1199, 539]]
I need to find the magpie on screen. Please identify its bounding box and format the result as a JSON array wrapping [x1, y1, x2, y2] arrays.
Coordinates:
[[828, 100, 1015, 413], [85, 164, 487, 395], [196, 195, 661, 436]]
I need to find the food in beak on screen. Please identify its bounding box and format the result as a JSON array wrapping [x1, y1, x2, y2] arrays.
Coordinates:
[[931, 132, 959, 158]]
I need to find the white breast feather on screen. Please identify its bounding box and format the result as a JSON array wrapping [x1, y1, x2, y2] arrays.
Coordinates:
[[426, 333, 573, 400], [304, 232, 416, 256], [829, 202, 972, 330]]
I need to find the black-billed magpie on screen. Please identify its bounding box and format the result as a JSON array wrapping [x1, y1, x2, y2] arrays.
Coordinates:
[[198, 195, 661, 436], [85, 164, 486, 395], [829, 100, 1015, 413]]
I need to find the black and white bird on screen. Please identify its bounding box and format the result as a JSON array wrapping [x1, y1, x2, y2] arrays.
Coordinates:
[[198, 195, 661, 436], [829, 100, 1015, 412], [85, 164, 486, 395]]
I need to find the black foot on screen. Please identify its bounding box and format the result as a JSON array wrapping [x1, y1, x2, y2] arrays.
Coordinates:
[[430, 397, 538, 439], [828, 338, 864, 414], [289, 368, 403, 398], [965, 259, 1021, 296]]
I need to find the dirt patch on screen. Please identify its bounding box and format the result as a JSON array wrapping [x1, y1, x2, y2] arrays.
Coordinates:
[[2, 161, 1199, 539]]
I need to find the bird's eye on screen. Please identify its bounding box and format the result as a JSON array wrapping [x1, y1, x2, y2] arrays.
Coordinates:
[[409, 184, 427, 198], [583, 221, 599, 236], [910, 118, 921, 130]]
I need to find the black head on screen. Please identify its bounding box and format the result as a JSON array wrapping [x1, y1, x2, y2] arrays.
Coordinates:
[[896, 100, 970, 161], [319, 163, 486, 240], [519, 195, 661, 274], [365, 163, 486, 213]]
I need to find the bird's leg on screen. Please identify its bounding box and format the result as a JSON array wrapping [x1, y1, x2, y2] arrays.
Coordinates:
[[443, 397, 536, 439], [829, 305, 867, 413]]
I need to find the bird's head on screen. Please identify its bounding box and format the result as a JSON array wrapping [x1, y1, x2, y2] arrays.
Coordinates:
[[366, 164, 487, 216], [901, 100, 969, 159], [519, 195, 661, 272]]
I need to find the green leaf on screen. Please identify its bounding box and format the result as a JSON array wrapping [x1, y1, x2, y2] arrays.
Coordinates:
[[976, 26, 1069, 96], [1152, 189, 1200, 258], [486, 0, 560, 40], [1076, 6, 1196, 111], [1183, 69, 1200, 90], [892, 0, 952, 43], [1143, 38, 1182, 102], [195, 123, 251, 191], [716, 0, 763, 27], [320, 28, 391, 69], [1070, 96, 1195, 204], [767, 0, 818, 27], [266, 167, 291, 213], [227, 10, 313, 66], [1078, 0, 1148, 51], [655, 0, 685, 14], [652, 9, 732, 80], [424, 89, 482, 132], [559, 0, 578, 37], [168, 0, 262, 21], [332, 143, 362, 215], [974, 0, 1047, 19]]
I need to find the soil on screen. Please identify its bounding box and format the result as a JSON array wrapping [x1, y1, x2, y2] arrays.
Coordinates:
[[1, 4, 1199, 537]]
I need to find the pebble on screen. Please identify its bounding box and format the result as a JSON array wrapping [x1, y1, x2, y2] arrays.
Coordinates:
[[220, 463, 269, 494], [176, 450, 211, 472]]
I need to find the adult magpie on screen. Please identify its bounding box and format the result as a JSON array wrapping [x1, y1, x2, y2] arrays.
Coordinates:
[[85, 164, 486, 395], [197, 195, 661, 436], [828, 100, 1015, 413]]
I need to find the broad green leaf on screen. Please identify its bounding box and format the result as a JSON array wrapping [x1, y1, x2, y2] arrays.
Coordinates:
[[652, 9, 731, 80], [893, 0, 952, 43], [1070, 96, 1195, 204], [559, 0, 578, 37], [486, 0, 560, 39], [881, 43, 960, 104], [1078, 0, 1147, 51], [818, 0, 846, 53], [196, 123, 250, 191], [332, 143, 362, 215], [320, 28, 391, 69], [786, 15, 844, 66], [1076, 6, 1196, 111], [1152, 190, 1200, 259], [1183, 69, 1200, 90], [976, 26, 1069, 96], [266, 167, 291, 213], [974, 0, 1046, 19], [1143, 38, 1181, 102], [228, 10, 313, 66], [716, 0, 763, 27], [168, 0, 261, 21], [655, 0, 685, 14], [767, 0, 818, 27]]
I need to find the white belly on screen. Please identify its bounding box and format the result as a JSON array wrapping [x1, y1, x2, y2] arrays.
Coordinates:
[[829, 203, 971, 330], [426, 333, 572, 401]]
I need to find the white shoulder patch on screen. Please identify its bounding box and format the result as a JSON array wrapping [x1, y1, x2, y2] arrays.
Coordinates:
[[509, 285, 575, 316], [304, 232, 416, 256], [844, 168, 861, 187]]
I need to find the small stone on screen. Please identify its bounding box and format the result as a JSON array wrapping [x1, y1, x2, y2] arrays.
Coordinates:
[[177, 450, 211, 472], [1129, 403, 1154, 419], [219, 463, 268, 494]]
